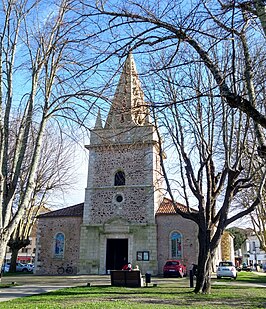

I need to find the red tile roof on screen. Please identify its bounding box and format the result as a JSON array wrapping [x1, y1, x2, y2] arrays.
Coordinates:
[[39, 198, 189, 218], [38, 203, 84, 218], [156, 198, 188, 214]]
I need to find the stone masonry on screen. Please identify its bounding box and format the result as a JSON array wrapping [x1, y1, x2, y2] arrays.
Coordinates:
[[35, 204, 83, 275], [79, 53, 163, 275], [34, 52, 232, 276]]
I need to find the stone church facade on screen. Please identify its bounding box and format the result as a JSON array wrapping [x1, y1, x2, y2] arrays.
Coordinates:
[[35, 54, 231, 276]]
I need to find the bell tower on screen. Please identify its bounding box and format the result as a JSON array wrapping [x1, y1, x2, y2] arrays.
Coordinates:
[[79, 53, 163, 275]]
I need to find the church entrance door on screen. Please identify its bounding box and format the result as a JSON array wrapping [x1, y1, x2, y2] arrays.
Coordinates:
[[106, 239, 128, 271]]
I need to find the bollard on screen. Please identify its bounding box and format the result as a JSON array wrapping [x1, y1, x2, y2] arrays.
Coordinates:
[[189, 270, 194, 288], [145, 273, 151, 286]]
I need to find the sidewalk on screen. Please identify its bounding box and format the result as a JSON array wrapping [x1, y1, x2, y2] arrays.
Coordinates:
[[0, 274, 110, 302], [0, 274, 187, 302], [0, 284, 71, 302], [1, 273, 265, 302]]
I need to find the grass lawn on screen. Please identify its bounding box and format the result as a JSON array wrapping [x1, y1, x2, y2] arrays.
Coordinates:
[[0, 272, 265, 308]]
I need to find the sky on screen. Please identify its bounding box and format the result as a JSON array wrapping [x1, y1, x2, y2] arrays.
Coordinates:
[[48, 140, 89, 209]]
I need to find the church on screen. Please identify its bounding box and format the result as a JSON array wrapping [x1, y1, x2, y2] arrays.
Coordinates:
[[35, 53, 233, 276]]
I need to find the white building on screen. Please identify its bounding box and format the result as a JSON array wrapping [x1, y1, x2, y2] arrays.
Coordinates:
[[240, 234, 266, 269]]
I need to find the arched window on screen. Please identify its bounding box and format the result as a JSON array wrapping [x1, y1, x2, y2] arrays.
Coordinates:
[[54, 232, 65, 258], [114, 171, 125, 186], [170, 231, 182, 259]]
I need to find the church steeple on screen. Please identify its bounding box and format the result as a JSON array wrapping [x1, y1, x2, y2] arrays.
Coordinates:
[[80, 52, 161, 276], [94, 108, 103, 129], [105, 52, 150, 129]]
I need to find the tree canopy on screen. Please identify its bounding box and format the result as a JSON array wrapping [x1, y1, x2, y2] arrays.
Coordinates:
[[0, 0, 101, 274], [79, 0, 266, 293]]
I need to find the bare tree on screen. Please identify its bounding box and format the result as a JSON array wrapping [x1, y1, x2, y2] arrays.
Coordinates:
[[238, 168, 266, 252], [250, 199, 266, 252], [148, 59, 266, 293], [7, 126, 75, 272], [221, 0, 266, 37], [79, 0, 266, 293], [0, 0, 100, 273], [84, 0, 266, 151]]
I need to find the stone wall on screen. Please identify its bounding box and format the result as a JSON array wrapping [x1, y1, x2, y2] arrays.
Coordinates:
[[78, 220, 158, 275], [83, 141, 160, 225], [156, 214, 199, 275], [80, 124, 162, 275], [35, 216, 82, 275]]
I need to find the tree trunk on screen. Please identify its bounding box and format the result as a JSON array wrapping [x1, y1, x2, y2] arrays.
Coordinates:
[[0, 232, 10, 282], [194, 231, 213, 294], [9, 247, 19, 273], [8, 238, 30, 272]]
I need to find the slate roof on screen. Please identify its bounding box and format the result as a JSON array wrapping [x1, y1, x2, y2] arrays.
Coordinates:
[[38, 203, 84, 218], [156, 197, 188, 214]]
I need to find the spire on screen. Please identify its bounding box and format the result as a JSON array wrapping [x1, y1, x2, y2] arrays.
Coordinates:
[[94, 109, 103, 129], [105, 52, 150, 129]]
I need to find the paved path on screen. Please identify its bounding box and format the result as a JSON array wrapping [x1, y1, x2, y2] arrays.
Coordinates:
[[0, 274, 177, 302], [0, 275, 192, 302], [0, 284, 72, 302], [0, 275, 110, 302], [0, 272, 265, 302]]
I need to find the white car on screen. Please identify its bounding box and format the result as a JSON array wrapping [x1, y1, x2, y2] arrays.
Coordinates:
[[216, 261, 237, 279], [15, 262, 29, 272]]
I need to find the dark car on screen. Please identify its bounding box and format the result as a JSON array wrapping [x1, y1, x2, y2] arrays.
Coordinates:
[[241, 263, 252, 271], [163, 260, 187, 278]]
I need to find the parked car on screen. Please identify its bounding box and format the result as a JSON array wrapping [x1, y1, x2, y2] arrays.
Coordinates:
[[216, 261, 237, 279], [9, 262, 30, 272], [241, 263, 252, 272], [3, 262, 33, 273], [25, 263, 34, 272], [163, 260, 187, 278]]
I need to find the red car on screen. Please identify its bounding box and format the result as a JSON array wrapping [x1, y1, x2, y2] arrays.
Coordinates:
[[163, 260, 187, 278]]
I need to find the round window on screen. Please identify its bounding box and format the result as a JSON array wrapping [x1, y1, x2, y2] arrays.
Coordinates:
[[116, 194, 123, 203]]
